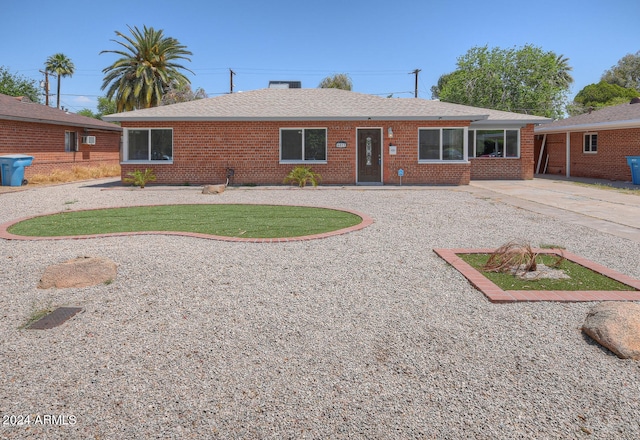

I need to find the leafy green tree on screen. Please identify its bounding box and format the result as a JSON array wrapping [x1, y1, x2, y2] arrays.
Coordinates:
[[45, 53, 75, 108], [434, 44, 573, 119], [601, 51, 640, 90], [161, 81, 207, 105], [77, 97, 118, 120], [318, 73, 353, 91], [567, 81, 639, 115], [100, 25, 194, 112], [0, 66, 41, 102]]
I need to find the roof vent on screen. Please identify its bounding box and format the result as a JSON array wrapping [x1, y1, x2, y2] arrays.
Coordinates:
[[268, 81, 301, 89], [630, 97, 640, 104]]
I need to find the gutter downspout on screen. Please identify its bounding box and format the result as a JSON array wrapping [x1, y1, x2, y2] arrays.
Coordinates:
[[536, 134, 547, 174], [565, 131, 571, 177]]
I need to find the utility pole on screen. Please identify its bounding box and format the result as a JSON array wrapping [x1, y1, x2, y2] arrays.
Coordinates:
[[229, 69, 236, 94], [39, 70, 55, 106], [409, 68, 421, 98]]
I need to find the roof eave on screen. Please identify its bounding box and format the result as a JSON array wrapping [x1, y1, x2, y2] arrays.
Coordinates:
[[103, 115, 489, 122], [535, 118, 640, 134], [0, 115, 122, 131]]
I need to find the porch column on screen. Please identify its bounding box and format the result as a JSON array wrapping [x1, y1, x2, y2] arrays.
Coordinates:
[[565, 131, 571, 177]]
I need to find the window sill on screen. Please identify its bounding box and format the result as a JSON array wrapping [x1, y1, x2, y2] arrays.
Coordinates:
[[418, 160, 469, 164], [280, 160, 328, 165], [121, 160, 173, 165], [469, 156, 521, 159]]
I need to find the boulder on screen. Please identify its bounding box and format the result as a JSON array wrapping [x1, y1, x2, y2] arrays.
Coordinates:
[[39, 256, 117, 289], [202, 184, 226, 194], [582, 302, 640, 360]]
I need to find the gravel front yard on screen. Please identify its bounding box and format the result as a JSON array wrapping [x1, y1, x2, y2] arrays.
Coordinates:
[[1, 180, 639, 439]]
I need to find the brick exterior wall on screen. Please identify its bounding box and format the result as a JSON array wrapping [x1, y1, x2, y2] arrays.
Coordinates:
[[536, 127, 640, 181], [0, 119, 121, 178], [469, 124, 535, 180], [119, 120, 535, 186]]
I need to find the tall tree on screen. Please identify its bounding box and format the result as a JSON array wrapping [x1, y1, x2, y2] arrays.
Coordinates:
[[77, 96, 118, 120], [567, 81, 639, 115], [100, 25, 194, 112], [45, 53, 75, 108], [433, 45, 573, 119], [0, 66, 41, 102], [161, 81, 207, 105], [318, 73, 353, 91], [601, 51, 640, 91]]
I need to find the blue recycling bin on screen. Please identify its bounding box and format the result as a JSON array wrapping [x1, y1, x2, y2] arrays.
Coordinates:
[[0, 154, 34, 186], [626, 156, 640, 185]]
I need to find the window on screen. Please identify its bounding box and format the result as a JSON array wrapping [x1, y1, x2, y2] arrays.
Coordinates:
[[584, 133, 597, 153], [124, 128, 173, 161], [418, 128, 465, 161], [467, 129, 520, 158], [65, 131, 77, 152], [280, 128, 327, 162]]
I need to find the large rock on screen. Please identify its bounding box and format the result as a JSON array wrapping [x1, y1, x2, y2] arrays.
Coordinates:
[[582, 302, 640, 360], [202, 184, 226, 194], [39, 256, 117, 289]]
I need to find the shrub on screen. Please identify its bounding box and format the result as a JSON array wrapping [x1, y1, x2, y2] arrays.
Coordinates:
[[123, 168, 156, 189], [283, 166, 321, 188]]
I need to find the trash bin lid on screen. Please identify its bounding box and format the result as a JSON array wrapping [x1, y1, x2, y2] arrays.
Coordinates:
[[0, 154, 34, 159]]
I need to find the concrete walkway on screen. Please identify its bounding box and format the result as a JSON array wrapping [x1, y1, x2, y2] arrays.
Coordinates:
[[467, 177, 640, 243]]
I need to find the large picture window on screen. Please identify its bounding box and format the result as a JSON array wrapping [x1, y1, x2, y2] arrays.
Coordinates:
[[280, 128, 327, 162], [468, 129, 519, 158], [584, 133, 597, 153], [125, 128, 173, 162], [418, 128, 465, 161]]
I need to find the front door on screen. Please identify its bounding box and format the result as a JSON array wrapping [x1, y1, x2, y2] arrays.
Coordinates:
[[357, 128, 382, 183]]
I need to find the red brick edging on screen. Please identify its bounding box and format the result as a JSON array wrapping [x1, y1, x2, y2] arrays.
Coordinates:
[[0, 204, 374, 243], [433, 248, 640, 303]]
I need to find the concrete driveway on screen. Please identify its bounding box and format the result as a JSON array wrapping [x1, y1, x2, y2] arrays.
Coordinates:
[[467, 177, 640, 243]]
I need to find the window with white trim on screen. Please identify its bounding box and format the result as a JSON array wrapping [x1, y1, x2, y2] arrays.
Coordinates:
[[65, 131, 77, 152], [418, 127, 466, 161], [467, 129, 520, 158], [280, 128, 327, 162], [584, 133, 597, 153], [124, 128, 173, 162]]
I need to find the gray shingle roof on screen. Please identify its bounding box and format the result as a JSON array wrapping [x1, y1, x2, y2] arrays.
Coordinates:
[[535, 100, 640, 133], [102, 88, 550, 125], [0, 93, 121, 131]]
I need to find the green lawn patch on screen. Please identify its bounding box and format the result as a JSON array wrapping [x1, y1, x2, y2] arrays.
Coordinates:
[[8, 204, 363, 239], [459, 253, 635, 291]]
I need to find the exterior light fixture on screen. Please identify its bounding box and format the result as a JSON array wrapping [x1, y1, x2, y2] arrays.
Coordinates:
[[388, 127, 394, 138]]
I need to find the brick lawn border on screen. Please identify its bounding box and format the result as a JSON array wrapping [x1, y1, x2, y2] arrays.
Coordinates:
[[0, 204, 373, 243], [433, 248, 640, 303]]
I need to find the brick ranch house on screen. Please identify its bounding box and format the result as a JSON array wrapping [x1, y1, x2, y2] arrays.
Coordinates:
[[534, 98, 640, 182], [103, 88, 550, 186], [0, 93, 121, 178]]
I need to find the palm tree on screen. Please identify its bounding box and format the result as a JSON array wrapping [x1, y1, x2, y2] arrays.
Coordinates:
[[100, 25, 194, 112], [553, 54, 574, 89], [45, 53, 75, 108]]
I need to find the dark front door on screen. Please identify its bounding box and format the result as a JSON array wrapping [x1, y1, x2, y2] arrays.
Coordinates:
[[357, 128, 382, 183]]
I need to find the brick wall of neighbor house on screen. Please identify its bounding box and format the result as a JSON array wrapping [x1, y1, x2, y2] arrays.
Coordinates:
[[0, 120, 121, 177], [539, 128, 640, 181], [469, 124, 535, 180], [119, 119, 532, 185]]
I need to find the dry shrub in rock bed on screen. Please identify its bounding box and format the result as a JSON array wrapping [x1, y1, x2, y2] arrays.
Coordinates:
[[583, 302, 640, 360], [38, 256, 117, 289]]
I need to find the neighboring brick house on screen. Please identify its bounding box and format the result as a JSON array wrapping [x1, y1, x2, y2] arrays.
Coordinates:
[[0, 93, 122, 178], [534, 98, 640, 182], [103, 88, 549, 186]]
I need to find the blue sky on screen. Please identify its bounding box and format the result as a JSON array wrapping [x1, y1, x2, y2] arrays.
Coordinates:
[[3, 0, 639, 113]]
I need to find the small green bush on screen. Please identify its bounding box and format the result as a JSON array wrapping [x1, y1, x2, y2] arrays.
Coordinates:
[[123, 168, 156, 188], [283, 166, 321, 188]]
